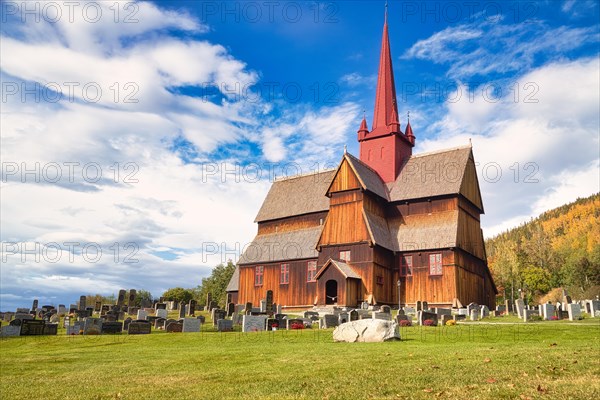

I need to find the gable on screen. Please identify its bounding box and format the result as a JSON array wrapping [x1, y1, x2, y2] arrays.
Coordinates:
[[328, 158, 362, 193], [459, 155, 484, 212], [315, 259, 361, 280]]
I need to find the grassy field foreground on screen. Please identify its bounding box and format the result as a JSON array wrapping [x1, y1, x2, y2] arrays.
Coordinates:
[[1, 320, 599, 399]]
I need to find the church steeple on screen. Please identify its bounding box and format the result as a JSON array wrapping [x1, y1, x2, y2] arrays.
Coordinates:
[[357, 5, 415, 183], [372, 16, 399, 135]]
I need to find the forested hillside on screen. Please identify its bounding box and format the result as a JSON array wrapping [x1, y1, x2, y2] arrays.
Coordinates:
[[486, 193, 600, 303]]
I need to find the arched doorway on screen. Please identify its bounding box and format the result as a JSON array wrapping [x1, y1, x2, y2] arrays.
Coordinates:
[[325, 280, 338, 305]]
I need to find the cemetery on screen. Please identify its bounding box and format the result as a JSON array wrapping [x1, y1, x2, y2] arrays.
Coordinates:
[[1, 290, 599, 399]]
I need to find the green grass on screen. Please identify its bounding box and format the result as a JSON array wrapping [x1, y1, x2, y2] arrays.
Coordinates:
[[1, 318, 599, 400]]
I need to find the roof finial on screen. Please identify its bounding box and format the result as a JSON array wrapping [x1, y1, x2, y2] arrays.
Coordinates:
[[384, 0, 388, 23], [344, 144, 347, 154], [407, 110, 410, 122]]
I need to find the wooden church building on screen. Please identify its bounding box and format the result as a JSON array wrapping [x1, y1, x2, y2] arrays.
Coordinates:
[[226, 16, 497, 309]]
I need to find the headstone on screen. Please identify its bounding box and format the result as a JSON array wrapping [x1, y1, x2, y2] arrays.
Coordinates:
[[589, 300, 600, 317], [156, 309, 168, 319], [188, 299, 197, 315], [470, 309, 478, 321], [338, 312, 349, 324], [179, 304, 187, 319], [1, 325, 21, 337], [123, 317, 132, 331], [212, 309, 226, 326], [128, 289, 136, 307], [83, 318, 102, 335], [567, 303, 581, 321], [242, 315, 267, 332], [480, 305, 490, 319], [128, 320, 152, 334], [208, 301, 217, 311], [163, 319, 176, 329], [416, 301, 422, 311], [101, 321, 123, 334], [372, 312, 392, 321], [117, 289, 126, 307], [49, 314, 59, 323], [523, 309, 536, 322], [259, 299, 267, 313], [217, 319, 233, 332], [155, 303, 167, 310], [20, 319, 46, 335], [422, 301, 429, 311], [434, 308, 451, 316], [94, 301, 102, 312], [182, 318, 201, 333], [100, 304, 110, 316], [467, 302, 479, 317], [495, 305, 506, 313], [349, 310, 359, 321], [31, 299, 39, 312], [227, 302, 235, 317], [504, 300, 513, 313], [515, 299, 525, 318], [79, 295, 87, 310], [453, 314, 466, 321], [286, 319, 305, 329], [380, 305, 391, 314], [137, 310, 148, 320], [321, 314, 339, 329], [404, 307, 416, 315], [66, 323, 82, 335], [541, 303, 556, 320], [244, 302, 252, 315], [154, 318, 166, 329], [196, 315, 206, 324], [264, 290, 274, 315], [418, 311, 438, 326], [57, 305, 67, 316], [396, 314, 409, 323]]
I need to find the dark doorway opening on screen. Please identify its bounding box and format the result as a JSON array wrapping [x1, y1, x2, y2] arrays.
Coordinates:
[[325, 280, 338, 305]]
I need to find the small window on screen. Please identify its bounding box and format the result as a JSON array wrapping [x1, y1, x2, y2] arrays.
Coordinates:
[[319, 218, 323, 225], [280, 263, 290, 284], [339, 250, 351, 263], [255, 266, 264, 286], [307, 261, 317, 282], [376, 275, 384, 285], [401, 255, 413, 276], [429, 253, 442, 276]]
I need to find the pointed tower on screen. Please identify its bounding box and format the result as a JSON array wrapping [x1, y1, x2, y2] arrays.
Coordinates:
[[358, 9, 414, 183]]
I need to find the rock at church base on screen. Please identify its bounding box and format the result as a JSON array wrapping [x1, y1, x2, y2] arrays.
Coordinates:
[[333, 319, 400, 343]]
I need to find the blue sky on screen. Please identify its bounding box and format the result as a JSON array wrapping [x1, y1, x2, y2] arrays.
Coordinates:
[[1, 0, 599, 311]]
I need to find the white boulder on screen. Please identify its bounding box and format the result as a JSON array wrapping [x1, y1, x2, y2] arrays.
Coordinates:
[[333, 319, 400, 343]]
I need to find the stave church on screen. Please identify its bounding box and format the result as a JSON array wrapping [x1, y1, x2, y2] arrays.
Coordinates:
[[226, 13, 497, 309]]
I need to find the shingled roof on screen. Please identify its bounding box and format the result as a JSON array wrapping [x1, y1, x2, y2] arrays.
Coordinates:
[[255, 170, 335, 222], [315, 259, 361, 280], [343, 153, 389, 200], [390, 210, 459, 252], [225, 265, 239, 292], [387, 145, 482, 210], [237, 226, 323, 265], [363, 209, 395, 251]]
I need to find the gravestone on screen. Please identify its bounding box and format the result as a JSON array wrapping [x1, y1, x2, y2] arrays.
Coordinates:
[[182, 318, 201, 333], [48, 314, 59, 323], [156, 309, 168, 319], [286, 319, 304, 329], [123, 317, 132, 331], [1, 325, 21, 337], [304, 311, 319, 319], [100, 304, 110, 316], [20, 319, 46, 335], [212, 309, 226, 326], [260, 299, 267, 313], [416, 301, 422, 311], [523, 309, 536, 322], [541, 303, 556, 320], [31, 299, 38, 312], [57, 305, 67, 316], [265, 290, 274, 315], [470, 309, 478, 321], [467, 303, 479, 317], [567, 303, 582, 321], [137, 310, 148, 320], [380, 305, 391, 314], [418, 311, 438, 326], [244, 302, 252, 315], [188, 300, 196, 316], [94, 301, 102, 312], [116, 289, 126, 307], [101, 321, 123, 334], [266, 319, 280, 330], [66, 323, 82, 335], [453, 314, 466, 321], [155, 303, 167, 310], [372, 312, 392, 321], [515, 299, 525, 318], [321, 314, 339, 329], [396, 314, 409, 323], [422, 301, 429, 311], [179, 305, 187, 319], [404, 307, 416, 315], [217, 319, 233, 332], [128, 320, 152, 334], [154, 318, 166, 329], [79, 295, 87, 310], [434, 308, 451, 316], [227, 302, 235, 317], [589, 300, 600, 317], [504, 300, 513, 313], [127, 289, 136, 307], [349, 310, 359, 321], [480, 305, 490, 319], [495, 305, 506, 313], [208, 301, 217, 311], [338, 312, 349, 324], [242, 315, 267, 332], [196, 315, 206, 324], [83, 318, 102, 335], [163, 319, 176, 329]]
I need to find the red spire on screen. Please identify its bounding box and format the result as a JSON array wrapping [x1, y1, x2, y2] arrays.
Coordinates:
[[357, 116, 369, 140], [371, 18, 399, 134], [405, 120, 415, 145]]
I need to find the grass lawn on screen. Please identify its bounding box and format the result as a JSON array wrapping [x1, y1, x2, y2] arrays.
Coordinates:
[[1, 317, 598, 399]]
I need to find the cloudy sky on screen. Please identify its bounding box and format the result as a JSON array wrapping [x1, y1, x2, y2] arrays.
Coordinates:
[[1, 0, 598, 310]]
